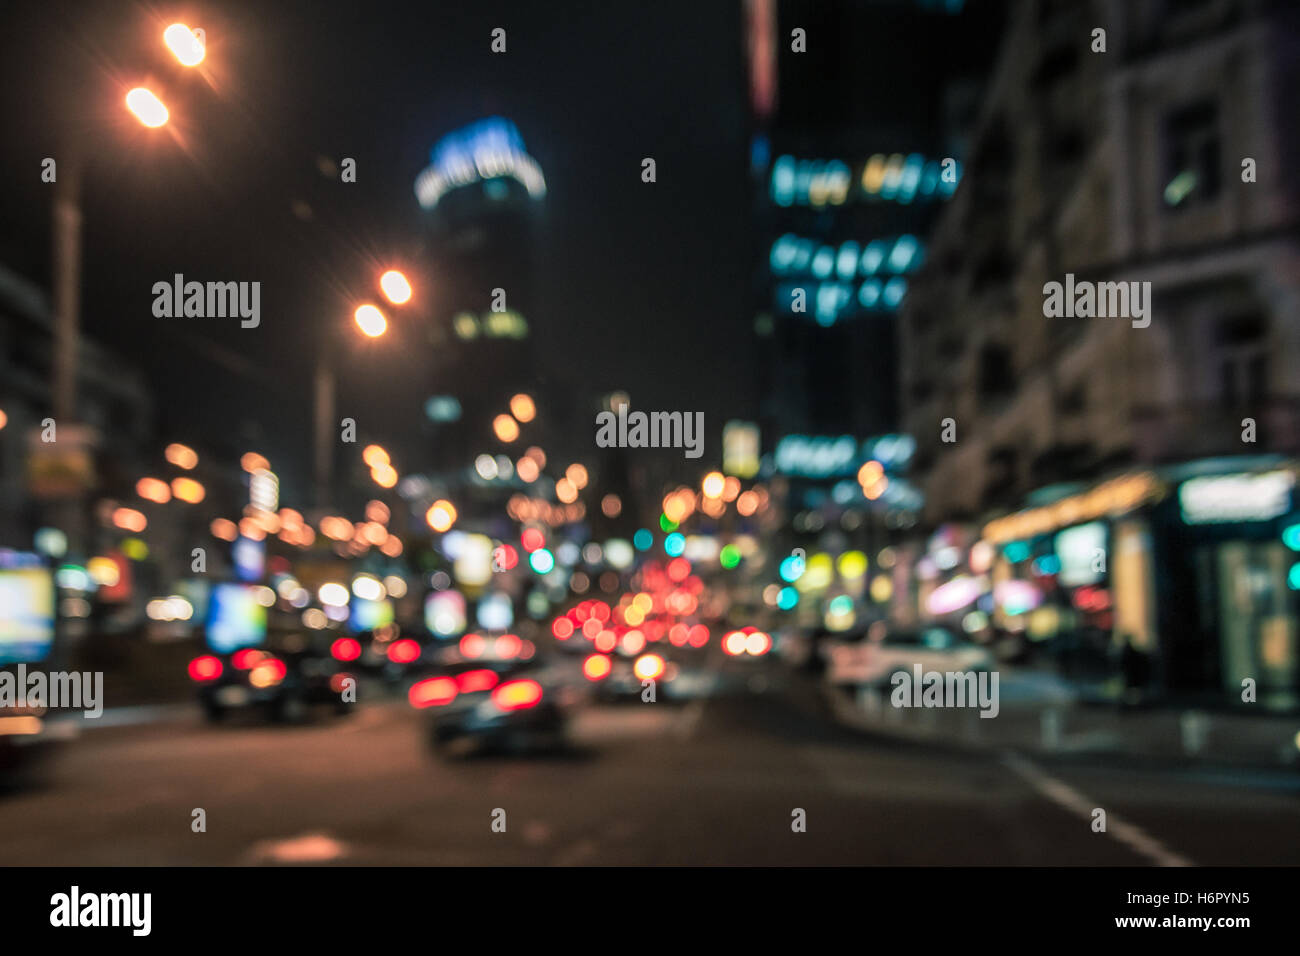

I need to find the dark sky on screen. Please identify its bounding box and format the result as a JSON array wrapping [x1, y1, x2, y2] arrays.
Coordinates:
[[1, 0, 754, 502]]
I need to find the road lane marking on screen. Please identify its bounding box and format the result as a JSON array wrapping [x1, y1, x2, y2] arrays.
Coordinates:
[[246, 832, 349, 863], [1001, 751, 1193, 866]]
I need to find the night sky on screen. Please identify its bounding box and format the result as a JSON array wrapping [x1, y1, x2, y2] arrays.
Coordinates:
[[1, 0, 755, 501]]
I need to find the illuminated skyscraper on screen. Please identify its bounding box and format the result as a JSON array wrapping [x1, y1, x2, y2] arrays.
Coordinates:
[[414, 117, 548, 466]]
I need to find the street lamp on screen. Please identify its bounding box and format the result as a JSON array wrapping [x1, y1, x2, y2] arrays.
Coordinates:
[[314, 272, 416, 509], [379, 270, 412, 305], [125, 87, 169, 127], [47, 21, 206, 558], [354, 303, 388, 337], [163, 24, 206, 67]]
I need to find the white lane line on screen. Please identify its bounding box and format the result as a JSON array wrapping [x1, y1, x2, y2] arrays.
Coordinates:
[[246, 832, 349, 864], [1002, 751, 1193, 867]]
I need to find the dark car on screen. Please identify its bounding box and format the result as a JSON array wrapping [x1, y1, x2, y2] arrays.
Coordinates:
[[189, 634, 354, 724], [348, 622, 428, 684], [408, 656, 581, 757], [0, 694, 56, 789]]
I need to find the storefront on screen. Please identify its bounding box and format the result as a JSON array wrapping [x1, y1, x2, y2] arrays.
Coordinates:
[[1154, 464, 1298, 709], [965, 460, 1299, 709]]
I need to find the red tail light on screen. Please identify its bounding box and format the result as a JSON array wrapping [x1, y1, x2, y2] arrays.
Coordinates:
[[249, 657, 287, 688], [232, 648, 266, 670], [188, 655, 223, 682], [331, 637, 362, 662], [388, 638, 421, 664], [492, 678, 543, 711], [456, 669, 500, 693], [409, 676, 458, 708]]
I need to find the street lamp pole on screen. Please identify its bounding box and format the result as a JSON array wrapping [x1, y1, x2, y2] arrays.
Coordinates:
[[51, 159, 83, 426], [313, 277, 409, 511], [313, 344, 336, 510]]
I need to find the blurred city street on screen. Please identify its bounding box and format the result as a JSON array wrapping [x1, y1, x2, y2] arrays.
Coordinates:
[[2, 0, 1300, 887], [4, 666, 1299, 866]]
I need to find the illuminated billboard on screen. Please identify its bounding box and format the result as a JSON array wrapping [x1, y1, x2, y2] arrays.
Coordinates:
[[0, 568, 55, 663]]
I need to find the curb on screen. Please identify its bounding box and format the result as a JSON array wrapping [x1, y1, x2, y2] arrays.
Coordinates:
[[823, 683, 1300, 773]]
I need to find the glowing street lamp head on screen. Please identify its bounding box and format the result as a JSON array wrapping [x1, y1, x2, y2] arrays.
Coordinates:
[[163, 23, 205, 66], [125, 87, 169, 128], [509, 393, 536, 422], [493, 414, 520, 443], [379, 270, 412, 305], [354, 303, 387, 337], [701, 471, 725, 499], [426, 500, 457, 533]]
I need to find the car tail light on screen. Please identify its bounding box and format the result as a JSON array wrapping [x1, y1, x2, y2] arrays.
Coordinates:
[[232, 648, 266, 670], [409, 676, 458, 708], [388, 639, 421, 664], [582, 653, 612, 681], [723, 631, 746, 656], [459, 633, 485, 658], [456, 668, 500, 693], [492, 678, 543, 711], [633, 653, 665, 681], [329, 673, 353, 694], [744, 631, 772, 656], [188, 655, 223, 682], [494, 634, 521, 659], [331, 637, 362, 662], [250, 658, 287, 688]]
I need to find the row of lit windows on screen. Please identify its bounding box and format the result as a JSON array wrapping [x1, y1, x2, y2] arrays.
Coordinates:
[[775, 278, 908, 326], [770, 154, 960, 208], [770, 233, 924, 279]]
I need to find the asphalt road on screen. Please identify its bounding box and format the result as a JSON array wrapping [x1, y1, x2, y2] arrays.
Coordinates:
[[3, 669, 1298, 865]]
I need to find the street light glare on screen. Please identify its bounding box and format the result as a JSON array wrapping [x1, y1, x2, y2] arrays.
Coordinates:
[[125, 87, 169, 128], [379, 270, 412, 305], [509, 393, 536, 422], [354, 304, 387, 337], [163, 24, 205, 67]]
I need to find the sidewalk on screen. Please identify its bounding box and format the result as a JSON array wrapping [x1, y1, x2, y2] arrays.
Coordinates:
[[824, 670, 1300, 771]]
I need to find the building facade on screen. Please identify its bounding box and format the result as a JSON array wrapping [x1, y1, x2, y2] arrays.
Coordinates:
[[898, 0, 1300, 705]]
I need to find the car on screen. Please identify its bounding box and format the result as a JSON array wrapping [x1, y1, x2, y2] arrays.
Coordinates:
[[189, 636, 354, 724], [823, 624, 994, 689], [0, 695, 55, 789], [595, 649, 678, 702], [408, 656, 582, 757], [349, 623, 428, 685]]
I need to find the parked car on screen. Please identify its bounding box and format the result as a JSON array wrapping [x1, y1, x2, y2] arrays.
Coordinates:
[[0, 691, 56, 789], [823, 624, 994, 688], [189, 637, 353, 724]]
